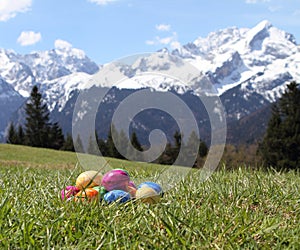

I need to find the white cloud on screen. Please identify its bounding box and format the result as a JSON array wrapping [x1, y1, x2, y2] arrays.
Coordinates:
[[158, 36, 174, 45], [147, 24, 181, 49], [145, 40, 155, 45], [17, 31, 41, 46], [87, 0, 117, 5], [245, 0, 270, 3], [0, 0, 32, 21], [155, 24, 171, 32], [146, 32, 181, 49], [170, 41, 181, 50], [54, 39, 73, 50]]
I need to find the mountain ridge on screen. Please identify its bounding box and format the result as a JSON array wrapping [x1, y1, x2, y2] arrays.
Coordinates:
[[1, 20, 299, 144]]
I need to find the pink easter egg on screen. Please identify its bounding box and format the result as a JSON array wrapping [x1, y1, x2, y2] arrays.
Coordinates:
[[128, 180, 136, 189], [61, 186, 80, 200], [101, 169, 130, 191]]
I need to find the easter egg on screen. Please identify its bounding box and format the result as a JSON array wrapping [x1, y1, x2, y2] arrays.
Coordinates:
[[92, 186, 101, 192], [103, 190, 131, 204], [127, 180, 137, 197], [75, 188, 99, 202], [76, 170, 102, 190], [137, 182, 162, 195], [61, 186, 80, 200], [136, 186, 160, 204], [114, 168, 129, 176], [101, 169, 130, 191], [128, 180, 136, 189], [93, 186, 107, 199], [127, 185, 137, 198]]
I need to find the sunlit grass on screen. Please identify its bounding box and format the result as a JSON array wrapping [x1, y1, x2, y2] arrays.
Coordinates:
[[0, 144, 299, 249]]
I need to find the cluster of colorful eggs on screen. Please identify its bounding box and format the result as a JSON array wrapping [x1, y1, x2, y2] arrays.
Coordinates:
[[61, 169, 163, 204]]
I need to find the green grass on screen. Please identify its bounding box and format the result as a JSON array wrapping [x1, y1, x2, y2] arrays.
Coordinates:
[[0, 144, 300, 249], [0, 144, 78, 167]]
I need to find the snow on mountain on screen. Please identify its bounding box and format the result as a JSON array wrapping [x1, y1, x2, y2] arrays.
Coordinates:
[[84, 50, 210, 96], [3, 20, 298, 110], [112, 20, 298, 99], [41, 72, 93, 112], [0, 41, 100, 140], [1, 20, 300, 143], [0, 42, 99, 98], [181, 21, 298, 96]]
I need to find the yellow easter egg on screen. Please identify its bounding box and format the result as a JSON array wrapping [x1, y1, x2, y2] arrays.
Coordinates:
[[75, 170, 102, 190], [136, 186, 160, 204]]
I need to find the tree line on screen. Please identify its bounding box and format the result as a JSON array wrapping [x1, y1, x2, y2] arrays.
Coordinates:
[[78, 128, 208, 168], [6, 85, 208, 166], [7, 81, 300, 170]]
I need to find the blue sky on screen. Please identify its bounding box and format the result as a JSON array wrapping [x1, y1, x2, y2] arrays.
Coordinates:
[[0, 0, 299, 64]]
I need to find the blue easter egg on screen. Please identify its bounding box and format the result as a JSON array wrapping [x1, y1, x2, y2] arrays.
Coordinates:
[[104, 190, 131, 203], [137, 182, 162, 195]]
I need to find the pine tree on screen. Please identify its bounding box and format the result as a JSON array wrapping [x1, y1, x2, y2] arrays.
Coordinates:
[[185, 131, 208, 168], [258, 104, 283, 167], [107, 124, 121, 158], [24, 86, 64, 149], [6, 123, 18, 144], [61, 133, 75, 151], [127, 131, 143, 161], [74, 134, 85, 153], [172, 130, 182, 163], [17, 125, 25, 145], [24, 85, 51, 147], [49, 122, 65, 150], [158, 142, 174, 165], [259, 81, 300, 170], [117, 130, 129, 159], [173, 130, 181, 149], [199, 140, 208, 158], [87, 132, 99, 155], [98, 138, 108, 156], [185, 131, 199, 161], [130, 131, 143, 151]]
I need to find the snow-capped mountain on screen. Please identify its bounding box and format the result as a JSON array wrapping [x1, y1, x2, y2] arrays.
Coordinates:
[[0, 77, 25, 139], [1, 20, 299, 144], [174, 20, 299, 96], [0, 43, 99, 97]]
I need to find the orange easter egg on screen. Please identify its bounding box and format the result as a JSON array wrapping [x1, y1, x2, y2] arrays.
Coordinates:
[[127, 185, 137, 198], [75, 188, 99, 202]]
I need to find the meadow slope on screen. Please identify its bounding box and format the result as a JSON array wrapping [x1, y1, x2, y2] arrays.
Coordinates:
[[0, 144, 299, 249]]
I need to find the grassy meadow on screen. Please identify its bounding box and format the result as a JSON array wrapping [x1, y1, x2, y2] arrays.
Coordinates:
[[0, 144, 299, 249]]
